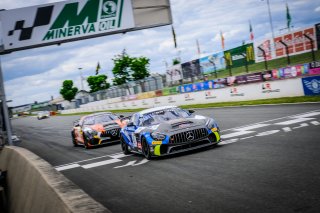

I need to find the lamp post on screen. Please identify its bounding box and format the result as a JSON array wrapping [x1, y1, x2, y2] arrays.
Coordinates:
[[263, 0, 276, 49], [78, 68, 84, 91]]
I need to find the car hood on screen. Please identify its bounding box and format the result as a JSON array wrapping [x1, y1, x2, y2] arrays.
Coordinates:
[[87, 120, 121, 132], [137, 115, 208, 134]]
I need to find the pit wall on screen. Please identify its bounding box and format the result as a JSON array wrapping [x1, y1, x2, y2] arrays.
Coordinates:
[[61, 78, 305, 114], [0, 146, 110, 213]]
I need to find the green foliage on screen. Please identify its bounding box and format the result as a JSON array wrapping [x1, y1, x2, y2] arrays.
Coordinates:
[[87, 75, 110, 93], [60, 80, 78, 102], [131, 57, 150, 80], [172, 58, 180, 65], [112, 49, 150, 85], [112, 51, 132, 85]]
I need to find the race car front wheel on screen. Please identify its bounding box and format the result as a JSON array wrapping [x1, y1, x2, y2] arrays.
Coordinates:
[[83, 134, 91, 149], [71, 131, 78, 147], [142, 137, 151, 160], [120, 136, 130, 155]]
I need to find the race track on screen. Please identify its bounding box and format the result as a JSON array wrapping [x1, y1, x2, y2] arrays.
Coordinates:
[[12, 103, 320, 213]]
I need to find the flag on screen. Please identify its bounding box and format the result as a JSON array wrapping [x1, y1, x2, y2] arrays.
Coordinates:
[[220, 31, 225, 50], [249, 21, 254, 41], [171, 25, 177, 48], [96, 62, 100, 75], [286, 3, 291, 30], [196, 39, 201, 55]]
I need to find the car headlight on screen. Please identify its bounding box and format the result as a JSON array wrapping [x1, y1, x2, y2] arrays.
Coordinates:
[[206, 119, 219, 130], [151, 132, 166, 141], [87, 129, 98, 135]]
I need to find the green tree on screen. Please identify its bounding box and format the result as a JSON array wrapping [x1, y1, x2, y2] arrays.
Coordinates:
[[112, 49, 150, 85], [131, 57, 150, 80], [87, 74, 110, 93], [60, 80, 78, 101], [112, 50, 132, 85]]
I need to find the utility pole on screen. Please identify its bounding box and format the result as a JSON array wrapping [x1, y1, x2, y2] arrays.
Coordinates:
[[264, 0, 276, 49], [79, 68, 84, 91]]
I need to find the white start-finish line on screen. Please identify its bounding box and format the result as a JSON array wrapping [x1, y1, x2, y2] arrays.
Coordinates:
[[55, 110, 320, 171]]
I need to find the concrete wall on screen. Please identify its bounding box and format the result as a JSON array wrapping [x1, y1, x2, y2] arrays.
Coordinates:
[[61, 78, 305, 114], [0, 146, 110, 213]]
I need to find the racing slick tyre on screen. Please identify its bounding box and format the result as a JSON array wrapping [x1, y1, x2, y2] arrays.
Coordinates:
[[120, 136, 130, 155], [71, 131, 78, 147], [141, 137, 152, 160], [83, 134, 91, 149]]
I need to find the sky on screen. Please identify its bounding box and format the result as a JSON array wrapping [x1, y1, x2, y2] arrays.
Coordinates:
[[0, 0, 319, 107]]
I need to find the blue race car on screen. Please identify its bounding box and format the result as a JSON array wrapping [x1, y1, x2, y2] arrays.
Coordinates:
[[120, 106, 221, 159]]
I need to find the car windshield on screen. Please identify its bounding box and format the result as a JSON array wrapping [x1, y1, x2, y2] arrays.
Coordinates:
[[84, 114, 118, 125], [139, 108, 190, 126]]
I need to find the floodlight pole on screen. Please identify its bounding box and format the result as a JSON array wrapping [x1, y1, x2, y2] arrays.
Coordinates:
[[79, 68, 84, 91], [0, 49, 13, 146], [265, 0, 276, 49]]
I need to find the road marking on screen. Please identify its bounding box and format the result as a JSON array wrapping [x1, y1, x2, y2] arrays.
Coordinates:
[[282, 127, 292, 132], [221, 124, 270, 139], [114, 161, 137, 169], [240, 136, 255, 140], [132, 159, 149, 166], [55, 152, 124, 168], [220, 138, 239, 145], [255, 130, 280, 137], [275, 118, 315, 125], [56, 164, 80, 171], [110, 153, 129, 159], [310, 121, 320, 126], [292, 123, 309, 129], [275, 112, 320, 125], [82, 159, 122, 169], [220, 110, 320, 132], [56, 110, 320, 171]]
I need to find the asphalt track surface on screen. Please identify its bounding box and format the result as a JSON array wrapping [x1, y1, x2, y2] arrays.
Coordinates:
[[11, 103, 320, 213]]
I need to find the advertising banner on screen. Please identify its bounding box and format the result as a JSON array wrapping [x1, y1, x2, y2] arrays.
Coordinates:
[[137, 91, 155, 100], [262, 70, 273, 81], [272, 64, 309, 79], [223, 43, 255, 68], [254, 39, 274, 62], [181, 59, 201, 79], [246, 72, 263, 83], [162, 87, 178, 96], [200, 52, 225, 74], [309, 61, 320, 75], [302, 76, 320, 95], [166, 64, 183, 82], [178, 80, 215, 93], [179, 84, 194, 93], [194, 80, 215, 91], [231, 72, 263, 85], [214, 78, 228, 88], [274, 27, 317, 58], [0, 0, 135, 52]]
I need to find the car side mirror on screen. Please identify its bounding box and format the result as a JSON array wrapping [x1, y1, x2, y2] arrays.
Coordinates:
[[188, 110, 195, 114], [127, 121, 135, 127]]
